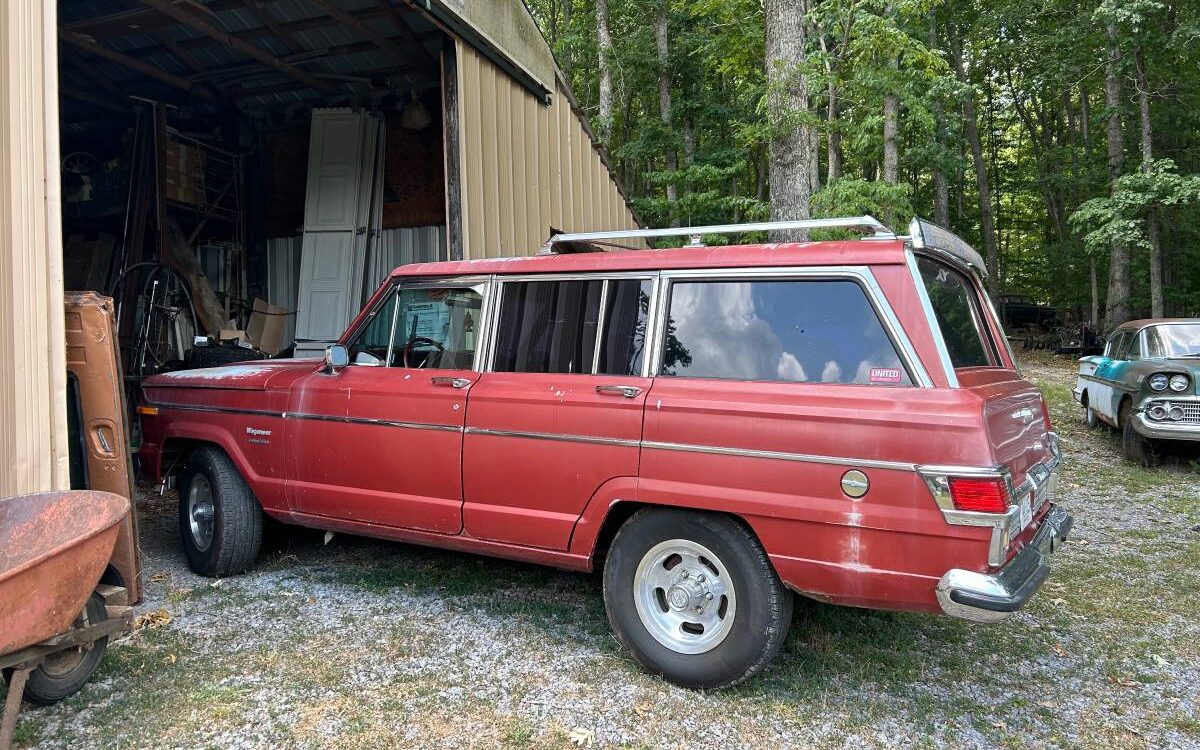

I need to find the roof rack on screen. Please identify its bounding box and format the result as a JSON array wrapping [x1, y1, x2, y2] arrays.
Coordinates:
[[542, 215, 894, 253], [908, 218, 989, 278]]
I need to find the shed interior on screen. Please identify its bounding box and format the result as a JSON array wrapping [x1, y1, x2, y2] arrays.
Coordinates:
[[56, 0, 454, 382]]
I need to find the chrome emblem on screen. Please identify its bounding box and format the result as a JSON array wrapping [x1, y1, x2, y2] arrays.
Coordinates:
[[840, 470, 870, 498]]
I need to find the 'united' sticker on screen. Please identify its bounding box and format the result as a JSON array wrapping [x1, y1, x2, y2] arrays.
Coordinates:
[[869, 367, 902, 384]]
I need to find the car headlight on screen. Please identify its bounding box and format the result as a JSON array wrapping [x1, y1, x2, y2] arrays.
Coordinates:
[[1149, 373, 1169, 391], [1169, 374, 1190, 392]]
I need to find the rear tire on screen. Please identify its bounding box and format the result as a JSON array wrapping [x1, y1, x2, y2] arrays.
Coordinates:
[[1083, 397, 1099, 429], [14, 594, 109, 705], [602, 508, 792, 689], [179, 446, 262, 577], [1120, 403, 1159, 468]]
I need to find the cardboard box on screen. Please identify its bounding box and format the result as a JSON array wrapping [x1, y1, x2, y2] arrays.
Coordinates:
[[246, 298, 289, 356]]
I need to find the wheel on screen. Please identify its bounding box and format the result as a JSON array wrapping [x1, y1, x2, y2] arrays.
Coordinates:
[[1120, 403, 1159, 468], [603, 508, 793, 689], [1083, 400, 1099, 429], [12, 594, 109, 705], [179, 446, 263, 577]]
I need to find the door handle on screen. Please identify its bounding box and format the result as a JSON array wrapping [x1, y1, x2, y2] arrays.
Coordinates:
[[596, 384, 642, 398], [431, 376, 471, 389]]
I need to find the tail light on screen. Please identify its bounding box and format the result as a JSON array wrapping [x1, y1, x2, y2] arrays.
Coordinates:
[[947, 476, 1010, 513]]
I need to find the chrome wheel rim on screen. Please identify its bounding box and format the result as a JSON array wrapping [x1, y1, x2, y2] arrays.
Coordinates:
[[187, 474, 215, 552], [633, 539, 736, 654]]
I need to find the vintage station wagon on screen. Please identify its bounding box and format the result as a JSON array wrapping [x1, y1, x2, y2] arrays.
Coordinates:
[[138, 217, 1071, 688], [1074, 319, 1200, 466]]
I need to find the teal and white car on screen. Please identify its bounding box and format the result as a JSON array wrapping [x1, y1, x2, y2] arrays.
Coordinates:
[[1074, 319, 1200, 466]]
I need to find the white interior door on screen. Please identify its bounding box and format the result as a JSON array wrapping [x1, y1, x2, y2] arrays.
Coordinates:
[[295, 109, 373, 347]]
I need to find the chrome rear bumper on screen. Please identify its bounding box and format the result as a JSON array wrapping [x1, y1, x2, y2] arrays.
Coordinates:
[[936, 504, 1073, 623]]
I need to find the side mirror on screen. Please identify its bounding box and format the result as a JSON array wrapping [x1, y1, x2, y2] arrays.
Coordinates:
[[324, 344, 349, 374]]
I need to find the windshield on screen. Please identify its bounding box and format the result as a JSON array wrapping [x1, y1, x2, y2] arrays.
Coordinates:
[[1144, 323, 1200, 358]]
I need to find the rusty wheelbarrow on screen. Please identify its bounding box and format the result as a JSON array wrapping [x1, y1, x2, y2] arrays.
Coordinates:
[[0, 491, 134, 749]]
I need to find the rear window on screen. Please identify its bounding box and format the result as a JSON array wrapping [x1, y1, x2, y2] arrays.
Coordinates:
[[658, 279, 911, 385], [917, 257, 997, 368]]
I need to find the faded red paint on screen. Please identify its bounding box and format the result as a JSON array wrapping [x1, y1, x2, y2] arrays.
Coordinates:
[[0, 491, 129, 655], [138, 239, 1057, 614]]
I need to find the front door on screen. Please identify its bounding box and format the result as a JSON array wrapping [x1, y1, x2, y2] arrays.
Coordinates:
[[462, 276, 654, 549], [287, 279, 487, 533]]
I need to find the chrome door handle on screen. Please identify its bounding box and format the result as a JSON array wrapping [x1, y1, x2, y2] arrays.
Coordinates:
[[431, 376, 471, 389], [596, 384, 642, 398]]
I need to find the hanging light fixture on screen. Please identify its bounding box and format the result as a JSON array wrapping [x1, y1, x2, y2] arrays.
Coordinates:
[[400, 88, 431, 130]]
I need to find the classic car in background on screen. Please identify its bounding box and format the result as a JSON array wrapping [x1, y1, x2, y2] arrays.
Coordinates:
[[999, 294, 1057, 329], [1074, 319, 1200, 466]]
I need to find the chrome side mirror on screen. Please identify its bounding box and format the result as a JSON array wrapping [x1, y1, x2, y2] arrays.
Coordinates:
[[323, 344, 349, 374]]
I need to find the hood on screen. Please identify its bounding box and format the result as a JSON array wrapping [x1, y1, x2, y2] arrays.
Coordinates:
[[144, 358, 321, 391]]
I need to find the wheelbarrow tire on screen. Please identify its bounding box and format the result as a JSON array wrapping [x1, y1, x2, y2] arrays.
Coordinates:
[[179, 446, 262, 577], [12, 594, 109, 705]]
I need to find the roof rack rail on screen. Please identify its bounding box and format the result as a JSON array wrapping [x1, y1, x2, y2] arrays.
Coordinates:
[[542, 215, 893, 253], [907, 218, 989, 278]]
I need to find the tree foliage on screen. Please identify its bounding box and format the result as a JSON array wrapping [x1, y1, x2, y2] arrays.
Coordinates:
[[526, 0, 1200, 325]]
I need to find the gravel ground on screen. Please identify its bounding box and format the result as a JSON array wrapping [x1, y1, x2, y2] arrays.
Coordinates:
[[6, 352, 1199, 749]]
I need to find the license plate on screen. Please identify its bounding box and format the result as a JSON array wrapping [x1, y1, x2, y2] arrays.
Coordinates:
[[1019, 494, 1033, 529]]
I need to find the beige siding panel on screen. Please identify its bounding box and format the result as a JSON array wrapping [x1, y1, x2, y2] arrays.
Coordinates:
[[0, 0, 68, 495], [455, 45, 638, 258], [459, 42, 485, 261]]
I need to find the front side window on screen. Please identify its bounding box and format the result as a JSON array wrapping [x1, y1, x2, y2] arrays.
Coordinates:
[[1126, 331, 1143, 360], [348, 285, 482, 369], [657, 278, 911, 385], [917, 257, 996, 368]]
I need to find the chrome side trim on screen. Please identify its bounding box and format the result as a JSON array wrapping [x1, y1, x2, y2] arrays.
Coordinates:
[[641, 440, 917, 472], [905, 248, 960, 388], [284, 412, 463, 433], [464, 426, 641, 448], [149, 402, 285, 418]]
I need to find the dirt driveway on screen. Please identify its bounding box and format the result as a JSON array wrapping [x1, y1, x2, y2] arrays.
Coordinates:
[[5, 353, 1199, 749]]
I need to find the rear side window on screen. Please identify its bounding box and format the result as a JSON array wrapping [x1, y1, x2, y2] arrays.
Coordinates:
[[1105, 331, 1128, 359], [493, 278, 652, 375], [917, 257, 996, 368], [494, 280, 602, 374], [658, 279, 911, 385]]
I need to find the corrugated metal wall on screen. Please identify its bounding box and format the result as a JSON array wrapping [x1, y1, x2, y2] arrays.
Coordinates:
[[0, 0, 68, 496], [455, 41, 640, 259]]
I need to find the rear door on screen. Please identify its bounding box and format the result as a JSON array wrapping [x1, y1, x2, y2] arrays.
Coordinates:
[[287, 278, 486, 533], [462, 275, 654, 549]]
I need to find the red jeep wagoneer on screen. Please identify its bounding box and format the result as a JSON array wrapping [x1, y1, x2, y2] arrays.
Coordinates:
[[139, 216, 1071, 688]]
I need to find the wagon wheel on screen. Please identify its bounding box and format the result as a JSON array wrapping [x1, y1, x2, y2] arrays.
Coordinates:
[[3, 594, 110, 705]]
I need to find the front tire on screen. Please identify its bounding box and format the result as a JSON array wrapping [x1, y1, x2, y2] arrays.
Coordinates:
[[603, 508, 792, 689], [1120, 403, 1159, 468], [179, 446, 263, 577]]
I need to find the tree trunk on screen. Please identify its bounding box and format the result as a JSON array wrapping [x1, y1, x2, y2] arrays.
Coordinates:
[[929, 13, 949, 227], [951, 30, 999, 291], [826, 81, 842, 182], [595, 0, 613, 143], [764, 0, 813, 241], [883, 91, 899, 184], [1103, 23, 1129, 329], [1136, 50, 1162, 317], [656, 1, 677, 221]]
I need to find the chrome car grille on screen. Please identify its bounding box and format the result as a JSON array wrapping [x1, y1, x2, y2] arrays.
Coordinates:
[[1180, 402, 1200, 425]]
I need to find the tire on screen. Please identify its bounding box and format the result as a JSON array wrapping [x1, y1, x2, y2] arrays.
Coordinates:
[[179, 446, 263, 577], [1084, 401, 1099, 429], [1120, 403, 1159, 468], [14, 594, 109, 705], [603, 508, 793, 689]]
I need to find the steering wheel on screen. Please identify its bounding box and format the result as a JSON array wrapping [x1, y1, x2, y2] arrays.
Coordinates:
[[402, 336, 444, 368]]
